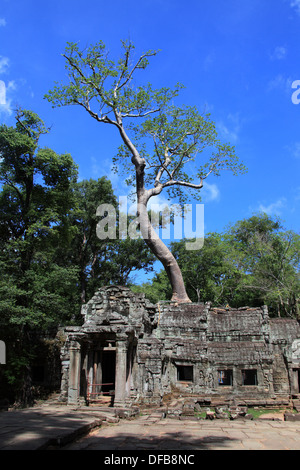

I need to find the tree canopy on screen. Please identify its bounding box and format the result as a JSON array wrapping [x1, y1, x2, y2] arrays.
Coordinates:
[[0, 109, 155, 403], [134, 213, 300, 318], [45, 39, 246, 302]]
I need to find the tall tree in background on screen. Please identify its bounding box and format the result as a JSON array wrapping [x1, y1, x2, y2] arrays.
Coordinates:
[[0, 109, 79, 403], [70, 178, 156, 303], [45, 39, 246, 302], [142, 213, 300, 317], [0, 110, 157, 403], [170, 233, 234, 304], [0, 109, 80, 328], [227, 214, 300, 317]]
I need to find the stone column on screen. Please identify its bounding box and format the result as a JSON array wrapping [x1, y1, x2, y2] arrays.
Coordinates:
[[68, 339, 81, 405], [114, 336, 127, 406]]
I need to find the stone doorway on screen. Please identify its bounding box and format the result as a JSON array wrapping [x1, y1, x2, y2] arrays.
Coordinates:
[[101, 350, 116, 396], [292, 369, 300, 395], [86, 344, 117, 406], [296, 369, 300, 394]]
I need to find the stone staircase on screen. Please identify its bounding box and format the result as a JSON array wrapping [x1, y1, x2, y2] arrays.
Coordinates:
[[34, 392, 64, 407], [292, 395, 300, 412]]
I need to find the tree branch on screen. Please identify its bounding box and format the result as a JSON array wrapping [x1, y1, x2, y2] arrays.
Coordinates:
[[121, 108, 160, 118], [154, 145, 172, 186], [63, 53, 114, 108], [114, 50, 157, 92], [162, 178, 204, 190]]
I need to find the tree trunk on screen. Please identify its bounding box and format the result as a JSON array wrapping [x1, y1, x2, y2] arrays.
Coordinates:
[[138, 199, 191, 303], [116, 118, 191, 303]]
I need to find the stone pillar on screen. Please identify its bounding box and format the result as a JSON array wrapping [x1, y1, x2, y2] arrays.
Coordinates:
[[68, 339, 81, 405], [95, 351, 102, 394], [114, 336, 127, 406]]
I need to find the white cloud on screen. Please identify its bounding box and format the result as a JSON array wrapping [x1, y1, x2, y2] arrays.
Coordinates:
[[201, 182, 220, 202], [270, 46, 287, 60], [290, 142, 300, 159], [217, 113, 242, 143], [0, 18, 6, 27], [7, 80, 16, 91], [257, 198, 287, 216], [0, 80, 15, 116], [203, 52, 215, 71], [0, 56, 9, 74], [0, 95, 13, 115], [90, 156, 102, 178], [294, 187, 300, 201], [267, 74, 293, 94], [0, 80, 5, 104], [284, 141, 300, 159], [291, 0, 300, 15], [90, 157, 121, 185]]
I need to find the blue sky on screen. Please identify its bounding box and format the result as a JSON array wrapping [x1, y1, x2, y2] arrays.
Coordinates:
[[1, 0, 300, 281]]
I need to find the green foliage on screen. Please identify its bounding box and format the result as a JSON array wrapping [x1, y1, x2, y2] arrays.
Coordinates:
[[0, 109, 81, 402], [169, 232, 233, 304], [68, 178, 156, 302], [45, 39, 246, 301], [139, 213, 300, 317], [45, 39, 246, 207], [0, 109, 80, 326], [132, 271, 172, 304], [226, 214, 300, 316], [0, 109, 156, 402]]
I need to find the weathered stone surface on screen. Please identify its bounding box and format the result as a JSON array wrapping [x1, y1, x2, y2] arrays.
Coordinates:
[[60, 286, 300, 408], [215, 407, 230, 419], [284, 412, 300, 422], [206, 410, 216, 420]]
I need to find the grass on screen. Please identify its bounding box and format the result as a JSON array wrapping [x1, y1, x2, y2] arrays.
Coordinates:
[[246, 407, 291, 419], [195, 407, 297, 419]]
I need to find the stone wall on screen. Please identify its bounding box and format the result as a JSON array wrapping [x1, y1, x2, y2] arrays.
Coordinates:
[[60, 286, 300, 407]]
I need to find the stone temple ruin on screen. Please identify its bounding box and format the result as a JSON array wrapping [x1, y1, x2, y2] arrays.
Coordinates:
[[60, 285, 300, 410]]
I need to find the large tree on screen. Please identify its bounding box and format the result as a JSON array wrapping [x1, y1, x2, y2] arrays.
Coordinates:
[[0, 108, 156, 403], [0, 109, 80, 403], [45, 40, 246, 302], [227, 214, 300, 317], [170, 233, 234, 304], [143, 214, 300, 317], [69, 177, 156, 303], [0, 108, 80, 326]]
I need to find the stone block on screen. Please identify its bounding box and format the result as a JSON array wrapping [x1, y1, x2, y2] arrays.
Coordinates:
[[284, 412, 300, 422], [206, 410, 216, 420], [215, 407, 230, 419]]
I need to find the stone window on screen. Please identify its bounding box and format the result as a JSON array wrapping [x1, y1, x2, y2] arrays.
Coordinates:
[[242, 369, 257, 385], [177, 365, 193, 382], [218, 369, 233, 386]]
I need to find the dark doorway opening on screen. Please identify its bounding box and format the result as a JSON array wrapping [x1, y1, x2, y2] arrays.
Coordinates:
[[101, 350, 116, 394]]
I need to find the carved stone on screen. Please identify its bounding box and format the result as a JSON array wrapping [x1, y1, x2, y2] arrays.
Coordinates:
[[60, 286, 300, 407]]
